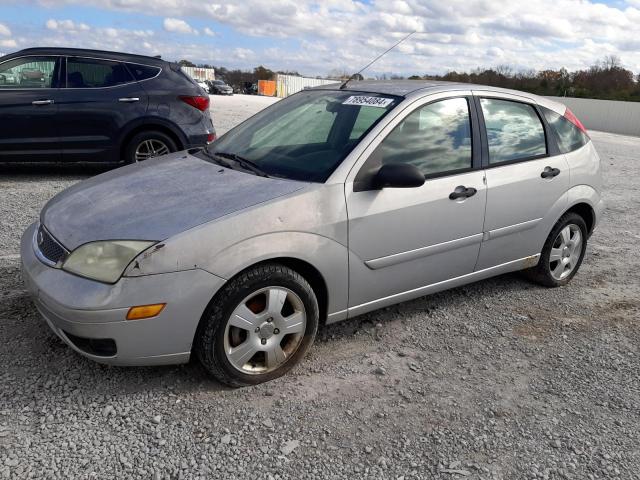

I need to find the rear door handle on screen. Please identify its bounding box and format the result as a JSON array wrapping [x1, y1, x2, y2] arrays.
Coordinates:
[[541, 166, 561, 178], [32, 99, 54, 106], [119, 97, 140, 103], [449, 186, 477, 200]]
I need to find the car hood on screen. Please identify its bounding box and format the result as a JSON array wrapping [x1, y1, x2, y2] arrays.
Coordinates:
[[41, 152, 308, 250]]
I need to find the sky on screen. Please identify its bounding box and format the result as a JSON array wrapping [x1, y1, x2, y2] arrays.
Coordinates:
[[1, 0, 640, 77]]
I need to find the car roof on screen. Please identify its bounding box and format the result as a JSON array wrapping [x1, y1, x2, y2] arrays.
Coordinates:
[[6, 47, 167, 66], [312, 79, 566, 113]]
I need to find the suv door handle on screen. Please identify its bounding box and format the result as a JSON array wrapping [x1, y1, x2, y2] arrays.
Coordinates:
[[32, 99, 54, 106], [118, 97, 140, 103], [541, 166, 561, 178], [449, 186, 477, 200]]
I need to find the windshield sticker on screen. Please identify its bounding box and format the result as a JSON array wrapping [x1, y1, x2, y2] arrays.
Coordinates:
[[343, 96, 394, 108]]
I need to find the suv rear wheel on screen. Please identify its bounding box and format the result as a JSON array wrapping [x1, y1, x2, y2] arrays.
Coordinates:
[[124, 130, 177, 163], [525, 212, 588, 287]]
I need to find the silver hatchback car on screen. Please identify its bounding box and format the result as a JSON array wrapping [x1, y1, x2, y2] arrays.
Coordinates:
[[21, 81, 604, 386]]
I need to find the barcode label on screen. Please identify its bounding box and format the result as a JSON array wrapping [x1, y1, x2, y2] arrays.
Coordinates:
[[343, 96, 394, 108]]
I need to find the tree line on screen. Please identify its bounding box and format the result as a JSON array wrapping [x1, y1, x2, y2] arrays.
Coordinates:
[[178, 55, 640, 102], [412, 55, 640, 102]]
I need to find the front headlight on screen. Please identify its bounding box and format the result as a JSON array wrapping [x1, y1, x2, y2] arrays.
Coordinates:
[[62, 240, 156, 283]]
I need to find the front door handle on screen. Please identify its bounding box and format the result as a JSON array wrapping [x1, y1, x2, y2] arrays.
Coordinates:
[[32, 99, 54, 106], [118, 97, 140, 103], [449, 185, 477, 200], [541, 166, 561, 178]]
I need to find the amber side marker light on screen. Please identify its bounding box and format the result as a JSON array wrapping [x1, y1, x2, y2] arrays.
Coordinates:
[[126, 303, 166, 320]]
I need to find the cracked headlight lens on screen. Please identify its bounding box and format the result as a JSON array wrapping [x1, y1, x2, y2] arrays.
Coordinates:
[[62, 240, 156, 283]]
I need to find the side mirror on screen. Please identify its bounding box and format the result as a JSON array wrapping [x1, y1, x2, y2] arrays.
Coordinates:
[[373, 163, 425, 189]]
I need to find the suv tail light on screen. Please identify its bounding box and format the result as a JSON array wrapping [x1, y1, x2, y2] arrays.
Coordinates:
[[179, 95, 210, 112], [564, 107, 589, 136]]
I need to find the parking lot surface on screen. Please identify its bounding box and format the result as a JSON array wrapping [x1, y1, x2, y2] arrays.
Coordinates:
[[0, 95, 639, 479]]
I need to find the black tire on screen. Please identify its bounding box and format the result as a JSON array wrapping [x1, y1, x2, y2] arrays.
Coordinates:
[[524, 212, 588, 287], [123, 130, 177, 164], [195, 263, 319, 387]]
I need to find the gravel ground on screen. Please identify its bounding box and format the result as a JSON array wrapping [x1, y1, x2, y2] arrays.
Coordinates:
[[0, 95, 639, 480]]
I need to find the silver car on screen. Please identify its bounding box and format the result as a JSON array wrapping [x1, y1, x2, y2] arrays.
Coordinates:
[[21, 81, 604, 386]]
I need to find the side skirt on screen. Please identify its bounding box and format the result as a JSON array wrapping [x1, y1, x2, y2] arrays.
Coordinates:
[[325, 254, 540, 324]]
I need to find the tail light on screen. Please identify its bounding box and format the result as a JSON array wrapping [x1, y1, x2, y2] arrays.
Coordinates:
[[179, 95, 210, 112], [564, 108, 589, 136], [206, 132, 216, 143]]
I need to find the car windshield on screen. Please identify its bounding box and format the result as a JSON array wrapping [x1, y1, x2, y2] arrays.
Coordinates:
[[199, 89, 400, 182], [213, 80, 225, 85]]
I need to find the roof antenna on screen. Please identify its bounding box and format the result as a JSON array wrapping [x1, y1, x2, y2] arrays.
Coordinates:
[[340, 31, 416, 89]]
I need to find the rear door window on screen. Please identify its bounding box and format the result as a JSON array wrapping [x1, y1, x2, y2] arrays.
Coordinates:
[[66, 58, 134, 88], [541, 107, 589, 153], [480, 98, 547, 164]]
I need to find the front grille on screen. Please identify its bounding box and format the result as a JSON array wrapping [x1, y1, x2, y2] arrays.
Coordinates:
[[36, 225, 67, 265]]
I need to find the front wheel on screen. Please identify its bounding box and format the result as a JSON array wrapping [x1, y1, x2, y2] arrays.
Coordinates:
[[524, 212, 588, 287], [196, 264, 319, 387]]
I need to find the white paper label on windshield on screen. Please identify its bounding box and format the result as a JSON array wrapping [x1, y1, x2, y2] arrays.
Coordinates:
[[343, 96, 394, 108]]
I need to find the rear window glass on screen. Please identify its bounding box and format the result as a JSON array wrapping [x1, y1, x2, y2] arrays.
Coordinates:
[[541, 107, 589, 154], [67, 58, 133, 88], [480, 98, 547, 164], [127, 63, 161, 81]]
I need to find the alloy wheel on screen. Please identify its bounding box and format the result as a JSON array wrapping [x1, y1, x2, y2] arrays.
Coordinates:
[[134, 139, 170, 162], [223, 287, 307, 374], [549, 224, 582, 281]]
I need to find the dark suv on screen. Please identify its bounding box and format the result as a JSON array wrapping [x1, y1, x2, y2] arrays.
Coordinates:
[[0, 48, 215, 163]]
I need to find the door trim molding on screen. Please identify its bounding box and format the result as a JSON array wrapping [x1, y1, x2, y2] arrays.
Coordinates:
[[365, 233, 483, 270], [485, 217, 542, 241]]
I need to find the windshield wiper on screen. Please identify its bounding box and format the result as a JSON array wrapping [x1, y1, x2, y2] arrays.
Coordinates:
[[213, 151, 270, 178], [197, 148, 233, 169]]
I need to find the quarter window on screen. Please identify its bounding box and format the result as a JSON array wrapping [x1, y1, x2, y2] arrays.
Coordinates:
[[0, 56, 58, 89], [126, 63, 160, 81], [541, 107, 589, 153], [480, 98, 547, 164], [66, 58, 133, 88], [372, 97, 473, 176]]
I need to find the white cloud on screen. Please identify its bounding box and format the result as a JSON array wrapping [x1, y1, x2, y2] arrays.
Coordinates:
[[0, 23, 11, 37], [10, 0, 640, 75], [0, 39, 17, 49], [163, 18, 198, 35], [46, 19, 90, 33]]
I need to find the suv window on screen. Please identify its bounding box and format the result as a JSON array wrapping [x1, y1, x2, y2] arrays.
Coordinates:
[[480, 98, 546, 164], [541, 107, 589, 154], [371, 97, 472, 176], [66, 58, 134, 88], [126, 63, 160, 81], [0, 56, 58, 89]]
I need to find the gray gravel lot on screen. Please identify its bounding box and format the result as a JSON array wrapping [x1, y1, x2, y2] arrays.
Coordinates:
[[0, 95, 639, 480]]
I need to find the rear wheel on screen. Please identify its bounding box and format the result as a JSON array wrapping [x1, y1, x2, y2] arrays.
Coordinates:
[[196, 264, 319, 387], [124, 130, 177, 163], [524, 212, 588, 287]]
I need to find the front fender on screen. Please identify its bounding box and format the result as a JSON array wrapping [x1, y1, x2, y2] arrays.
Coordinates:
[[205, 232, 349, 318], [126, 231, 349, 319]]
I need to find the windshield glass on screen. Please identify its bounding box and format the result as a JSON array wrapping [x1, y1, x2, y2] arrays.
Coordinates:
[[199, 89, 400, 182]]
